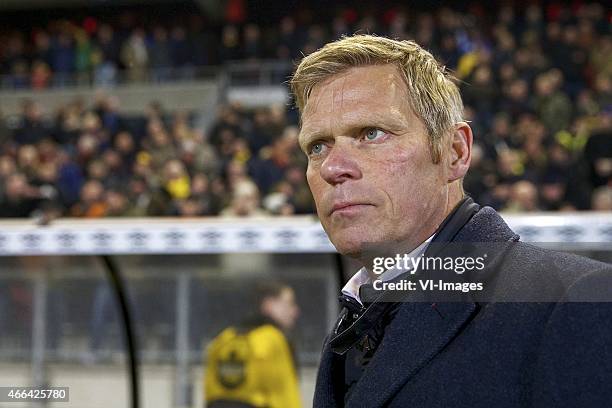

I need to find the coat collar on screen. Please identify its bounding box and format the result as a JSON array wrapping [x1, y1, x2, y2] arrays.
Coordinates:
[[314, 202, 519, 408], [314, 301, 479, 408], [314, 336, 343, 407], [345, 301, 478, 407]]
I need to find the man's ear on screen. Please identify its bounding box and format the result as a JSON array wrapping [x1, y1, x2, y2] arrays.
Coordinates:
[[447, 122, 473, 182]]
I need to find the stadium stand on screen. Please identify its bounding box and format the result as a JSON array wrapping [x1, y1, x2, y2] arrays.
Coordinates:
[[0, 3, 610, 408], [0, 2, 611, 219]]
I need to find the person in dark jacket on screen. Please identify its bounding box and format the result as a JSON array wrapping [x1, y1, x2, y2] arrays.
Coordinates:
[[290, 35, 612, 408]]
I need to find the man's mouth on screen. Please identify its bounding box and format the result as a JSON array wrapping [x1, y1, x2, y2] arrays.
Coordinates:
[[329, 202, 374, 216]]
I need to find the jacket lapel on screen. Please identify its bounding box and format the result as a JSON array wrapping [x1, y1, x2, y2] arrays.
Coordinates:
[[345, 300, 478, 408], [313, 335, 342, 407], [326, 205, 516, 407]]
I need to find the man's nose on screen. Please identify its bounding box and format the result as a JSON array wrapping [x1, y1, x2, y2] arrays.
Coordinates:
[[319, 141, 362, 185]]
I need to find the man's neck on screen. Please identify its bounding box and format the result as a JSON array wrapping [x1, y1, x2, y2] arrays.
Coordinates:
[[358, 189, 464, 280], [360, 232, 436, 281]]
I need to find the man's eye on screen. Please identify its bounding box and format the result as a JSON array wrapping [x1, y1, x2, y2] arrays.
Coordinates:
[[364, 128, 386, 141], [309, 142, 325, 155]]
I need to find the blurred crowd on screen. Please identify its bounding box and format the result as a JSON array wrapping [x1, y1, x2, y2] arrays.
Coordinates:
[[1, 3, 608, 88], [0, 2, 611, 216], [0, 97, 314, 219], [0, 17, 216, 89]]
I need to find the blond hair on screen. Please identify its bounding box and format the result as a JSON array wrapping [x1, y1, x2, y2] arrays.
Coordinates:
[[290, 35, 464, 163]]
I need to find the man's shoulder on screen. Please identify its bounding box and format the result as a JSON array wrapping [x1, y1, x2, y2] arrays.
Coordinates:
[[493, 241, 612, 301], [513, 240, 609, 276], [458, 204, 612, 300], [511, 241, 609, 273]]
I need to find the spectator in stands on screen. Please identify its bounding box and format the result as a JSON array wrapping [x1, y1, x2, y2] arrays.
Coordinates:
[[583, 124, 612, 191], [75, 132, 99, 167], [187, 15, 213, 67], [51, 32, 76, 87], [124, 176, 151, 217], [178, 132, 219, 176], [94, 24, 120, 66], [263, 187, 295, 215], [120, 28, 148, 82], [75, 30, 94, 85], [91, 24, 120, 86], [1, 3, 611, 218], [0, 173, 45, 218], [591, 35, 612, 79], [170, 27, 194, 79], [189, 172, 222, 215], [16, 145, 40, 180], [2, 33, 26, 85], [54, 149, 84, 208], [146, 159, 189, 216], [86, 159, 110, 184], [175, 197, 205, 216], [0, 155, 16, 181], [149, 26, 171, 82], [32, 31, 52, 70], [0, 111, 9, 147], [94, 94, 122, 136], [243, 23, 263, 60], [592, 186, 612, 211], [145, 118, 177, 169], [15, 101, 51, 146], [463, 143, 493, 204], [92, 49, 118, 87], [105, 188, 130, 216], [504, 180, 541, 212], [219, 25, 241, 62], [594, 74, 612, 107], [31, 161, 60, 204], [534, 70, 573, 134], [461, 64, 498, 124], [162, 159, 191, 200], [283, 164, 315, 214], [31, 61, 52, 89], [224, 160, 250, 191], [243, 108, 273, 155], [500, 78, 531, 122], [69, 179, 106, 217], [221, 179, 267, 217], [539, 142, 572, 210], [249, 128, 300, 195]]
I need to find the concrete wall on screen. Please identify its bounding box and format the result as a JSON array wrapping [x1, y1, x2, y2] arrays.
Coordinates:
[[0, 81, 219, 117], [226, 86, 288, 108], [0, 363, 317, 408]]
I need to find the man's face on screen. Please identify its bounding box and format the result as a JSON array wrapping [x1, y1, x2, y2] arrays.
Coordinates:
[[299, 64, 449, 262]]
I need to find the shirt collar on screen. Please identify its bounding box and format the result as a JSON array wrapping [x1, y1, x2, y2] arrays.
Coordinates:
[[341, 233, 435, 305]]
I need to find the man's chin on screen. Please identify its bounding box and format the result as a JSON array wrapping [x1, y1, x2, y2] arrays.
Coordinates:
[[323, 220, 390, 257], [333, 244, 362, 259], [330, 235, 385, 260]]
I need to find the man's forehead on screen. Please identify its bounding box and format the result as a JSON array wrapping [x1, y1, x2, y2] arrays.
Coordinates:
[[305, 65, 408, 111], [299, 65, 411, 136]]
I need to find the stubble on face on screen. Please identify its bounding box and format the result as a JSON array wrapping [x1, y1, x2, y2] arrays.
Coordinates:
[[299, 64, 450, 267]]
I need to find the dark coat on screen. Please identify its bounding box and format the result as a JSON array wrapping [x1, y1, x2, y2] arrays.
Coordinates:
[[314, 206, 612, 408]]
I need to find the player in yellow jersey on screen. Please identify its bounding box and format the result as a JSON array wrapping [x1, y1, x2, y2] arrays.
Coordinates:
[[204, 281, 301, 408]]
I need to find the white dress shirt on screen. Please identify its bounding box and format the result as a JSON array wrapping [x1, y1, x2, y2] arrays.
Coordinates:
[[341, 234, 435, 305]]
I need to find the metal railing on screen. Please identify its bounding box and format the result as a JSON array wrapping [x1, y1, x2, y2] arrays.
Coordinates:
[[0, 60, 294, 92], [1, 214, 610, 407]]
